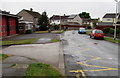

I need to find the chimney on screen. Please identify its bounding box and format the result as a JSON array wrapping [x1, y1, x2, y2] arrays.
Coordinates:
[[30, 8, 33, 11]]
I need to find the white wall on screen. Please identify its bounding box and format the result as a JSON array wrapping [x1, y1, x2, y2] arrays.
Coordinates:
[[50, 20, 60, 25], [102, 18, 114, 22]]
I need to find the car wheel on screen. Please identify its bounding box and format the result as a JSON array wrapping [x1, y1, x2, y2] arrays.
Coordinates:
[[101, 37, 104, 40], [90, 36, 91, 38]]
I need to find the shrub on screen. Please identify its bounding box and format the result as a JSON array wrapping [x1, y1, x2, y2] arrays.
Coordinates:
[[26, 30, 32, 34], [103, 28, 111, 34], [87, 26, 92, 29], [116, 28, 120, 34], [109, 28, 114, 35]]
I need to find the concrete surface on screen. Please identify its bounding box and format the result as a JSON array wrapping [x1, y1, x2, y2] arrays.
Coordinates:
[[33, 38, 51, 44], [2, 42, 60, 67]]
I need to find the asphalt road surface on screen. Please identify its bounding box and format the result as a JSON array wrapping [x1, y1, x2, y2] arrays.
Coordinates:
[[62, 30, 119, 78]]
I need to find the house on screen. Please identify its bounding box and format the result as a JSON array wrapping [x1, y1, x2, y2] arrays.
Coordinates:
[[50, 15, 61, 25], [97, 13, 120, 26], [67, 14, 82, 25], [17, 8, 41, 33], [90, 18, 99, 28], [81, 18, 91, 25], [50, 14, 82, 25], [0, 10, 19, 38], [50, 14, 83, 30]]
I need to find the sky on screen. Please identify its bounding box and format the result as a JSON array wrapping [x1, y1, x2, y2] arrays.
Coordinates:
[[0, 0, 119, 19]]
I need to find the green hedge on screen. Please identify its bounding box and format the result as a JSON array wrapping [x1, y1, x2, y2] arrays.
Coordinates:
[[26, 30, 33, 34], [103, 28, 120, 35]]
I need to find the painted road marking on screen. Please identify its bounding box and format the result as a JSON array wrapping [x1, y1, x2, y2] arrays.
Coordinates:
[[69, 55, 118, 77]]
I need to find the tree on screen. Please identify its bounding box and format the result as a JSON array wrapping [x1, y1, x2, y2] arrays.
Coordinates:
[[38, 11, 49, 30], [79, 12, 91, 18]]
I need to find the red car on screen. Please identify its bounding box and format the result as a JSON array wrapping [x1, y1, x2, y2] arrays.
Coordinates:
[[90, 29, 104, 39]]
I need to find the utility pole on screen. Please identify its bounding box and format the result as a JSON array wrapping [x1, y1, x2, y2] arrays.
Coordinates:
[[114, 0, 119, 40]]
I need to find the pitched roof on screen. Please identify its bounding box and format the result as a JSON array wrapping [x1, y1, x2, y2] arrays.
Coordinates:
[[103, 13, 120, 18], [50, 15, 69, 20], [0, 10, 18, 18], [23, 9, 40, 18], [68, 15, 77, 19]]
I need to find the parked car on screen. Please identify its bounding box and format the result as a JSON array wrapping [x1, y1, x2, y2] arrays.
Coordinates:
[[78, 28, 86, 34], [90, 29, 104, 39]]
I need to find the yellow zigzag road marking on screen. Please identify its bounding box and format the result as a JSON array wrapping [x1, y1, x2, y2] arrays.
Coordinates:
[[69, 55, 118, 77]]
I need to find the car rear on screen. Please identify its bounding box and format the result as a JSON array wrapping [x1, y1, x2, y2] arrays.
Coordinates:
[[78, 28, 86, 34], [94, 30, 104, 39]]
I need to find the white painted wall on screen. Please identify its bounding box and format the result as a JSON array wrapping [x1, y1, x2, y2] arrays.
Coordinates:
[[50, 20, 60, 25], [102, 18, 114, 23]]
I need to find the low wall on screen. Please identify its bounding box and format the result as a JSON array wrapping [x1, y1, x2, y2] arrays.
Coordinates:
[[95, 25, 120, 30]]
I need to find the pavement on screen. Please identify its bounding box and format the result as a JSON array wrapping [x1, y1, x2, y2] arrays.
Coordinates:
[[1, 33, 65, 76], [62, 30, 119, 77]]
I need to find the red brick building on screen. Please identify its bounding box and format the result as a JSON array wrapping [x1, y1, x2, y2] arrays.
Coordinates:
[[0, 11, 19, 37]]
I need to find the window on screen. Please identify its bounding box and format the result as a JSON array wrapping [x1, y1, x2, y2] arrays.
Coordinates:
[[95, 30, 103, 33], [106, 19, 112, 21]]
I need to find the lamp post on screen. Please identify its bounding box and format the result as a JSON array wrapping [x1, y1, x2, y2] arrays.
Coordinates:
[[114, 0, 119, 39]]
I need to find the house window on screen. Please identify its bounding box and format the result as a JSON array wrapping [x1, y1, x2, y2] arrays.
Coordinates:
[[106, 19, 112, 21]]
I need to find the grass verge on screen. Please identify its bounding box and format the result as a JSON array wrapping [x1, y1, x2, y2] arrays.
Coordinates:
[[34, 31, 48, 34], [104, 37, 120, 44], [25, 63, 62, 77], [0, 38, 38, 46], [51, 39, 60, 43], [0, 54, 10, 60]]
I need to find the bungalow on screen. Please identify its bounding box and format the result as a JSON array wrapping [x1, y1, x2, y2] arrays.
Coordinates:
[[0, 10, 19, 38], [17, 8, 41, 33]]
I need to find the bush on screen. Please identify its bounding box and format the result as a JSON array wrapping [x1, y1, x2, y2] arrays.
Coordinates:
[[103, 28, 120, 35], [54, 25, 59, 30], [116, 28, 120, 34], [39, 26, 48, 31], [87, 26, 92, 29], [109, 28, 114, 35], [103, 28, 111, 34], [26, 30, 32, 34]]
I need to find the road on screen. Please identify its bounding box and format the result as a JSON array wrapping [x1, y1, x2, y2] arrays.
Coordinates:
[[62, 30, 119, 78]]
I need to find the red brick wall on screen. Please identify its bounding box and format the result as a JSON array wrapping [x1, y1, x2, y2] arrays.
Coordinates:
[[9, 17, 16, 35], [0, 15, 17, 37], [0, 16, 7, 37]]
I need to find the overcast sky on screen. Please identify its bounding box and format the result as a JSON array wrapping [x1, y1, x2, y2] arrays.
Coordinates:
[[0, 0, 119, 19]]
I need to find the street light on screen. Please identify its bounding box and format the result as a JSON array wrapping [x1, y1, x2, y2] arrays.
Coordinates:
[[114, 0, 119, 39]]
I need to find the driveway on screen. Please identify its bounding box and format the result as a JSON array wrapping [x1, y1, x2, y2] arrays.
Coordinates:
[[62, 30, 119, 77]]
